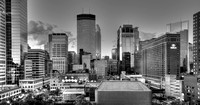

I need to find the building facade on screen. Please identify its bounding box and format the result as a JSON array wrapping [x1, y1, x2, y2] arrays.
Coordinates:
[[193, 11, 200, 75], [68, 51, 76, 72], [118, 25, 139, 68], [0, 0, 6, 85], [19, 77, 50, 92], [95, 24, 101, 59], [167, 20, 189, 73], [122, 52, 131, 73], [24, 60, 32, 79], [94, 60, 108, 79], [6, 0, 28, 84], [141, 34, 180, 89], [49, 33, 68, 74], [111, 48, 117, 60], [77, 14, 96, 59], [25, 49, 51, 78]]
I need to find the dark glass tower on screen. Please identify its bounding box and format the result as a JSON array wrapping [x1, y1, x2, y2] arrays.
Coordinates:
[[193, 11, 200, 75]]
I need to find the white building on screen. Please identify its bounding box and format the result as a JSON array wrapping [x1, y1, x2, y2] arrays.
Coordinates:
[[165, 75, 183, 100], [19, 77, 50, 91], [0, 85, 21, 101], [0, 0, 6, 85], [118, 25, 139, 67], [62, 89, 85, 101], [24, 60, 32, 79]]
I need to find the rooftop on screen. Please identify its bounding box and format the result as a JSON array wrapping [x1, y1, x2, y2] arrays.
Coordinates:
[[98, 81, 151, 91], [0, 85, 20, 94]]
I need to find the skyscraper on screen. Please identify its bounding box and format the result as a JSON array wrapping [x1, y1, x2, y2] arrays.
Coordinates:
[[77, 14, 96, 59], [96, 24, 101, 59], [193, 11, 200, 75], [68, 51, 76, 71], [122, 52, 131, 73], [141, 33, 180, 89], [6, 0, 28, 84], [48, 33, 68, 74], [0, 0, 6, 85], [167, 20, 189, 73], [111, 48, 117, 60], [118, 25, 139, 68]]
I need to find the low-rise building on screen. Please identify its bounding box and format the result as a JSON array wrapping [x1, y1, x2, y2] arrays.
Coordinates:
[[62, 89, 85, 101], [95, 81, 152, 105], [165, 75, 183, 100], [0, 85, 21, 101], [50, 73, 89, 91], [19, 77, 50, 91]]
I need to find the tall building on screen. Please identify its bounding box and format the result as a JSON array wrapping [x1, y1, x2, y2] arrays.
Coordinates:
[[94, 60, 108, 79], [122, 52, 131, 73], [48, 33, 68, 74], [141, 33, 180, 89], [77, 14, 96, 59], [25, 49, 51, 78], [68, 51, 76, 72], [111, 48, 117, 60], [189, 43, 193, 72], [96, 24, 101, 59], [82, 54, 92, 70], [167, 20, 189, 73], [193, 11, 200, 75], [6, 0, 28, 84], [117, 25, 139, 68], [24, 60, 32, 79], [0, 0, 6, 85]]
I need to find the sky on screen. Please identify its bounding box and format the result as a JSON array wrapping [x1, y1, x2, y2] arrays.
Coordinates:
[[28, 0, 200, 57]]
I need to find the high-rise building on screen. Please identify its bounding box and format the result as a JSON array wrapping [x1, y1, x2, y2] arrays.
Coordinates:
[[117, 25, 139, 68], [24, 60, 32, 79], [77, 14, 96, 59], [111, 48, 117, 60], [193, 11, 200, 75], [122, 52, 131, 73], [68, 51, 76, 72], [167, 20, 189, 73], [25, 49, 51, 78], [48, 33, 68, 74], [141, 33, 180, 89], [82, 54, 92, 70], [6, 0, 28, 84], [94, 60, 108, 79], [0, 0, 6, 85], [108, 59, 118, 75], [189, 43, 193, 72], [96, 24, 101, 59]]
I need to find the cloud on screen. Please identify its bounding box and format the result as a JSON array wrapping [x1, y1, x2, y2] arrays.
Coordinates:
[[28, 20, 76, 48], [139, 31, 157, 41], [28, 20, 56, 45]]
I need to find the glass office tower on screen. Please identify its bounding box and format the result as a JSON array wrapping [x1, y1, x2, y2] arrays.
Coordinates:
[[6, 0, 28, 84], [0, 0, 6, 85]]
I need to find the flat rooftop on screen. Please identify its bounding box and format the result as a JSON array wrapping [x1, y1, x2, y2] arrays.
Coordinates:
[[98, 81, 151, 91]]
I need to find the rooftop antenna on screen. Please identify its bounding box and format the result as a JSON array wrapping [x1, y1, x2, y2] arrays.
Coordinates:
[[89, 8, 90, 14]]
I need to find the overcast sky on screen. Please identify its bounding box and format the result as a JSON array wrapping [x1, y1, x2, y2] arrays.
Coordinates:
[[28, 0, 200, 57]]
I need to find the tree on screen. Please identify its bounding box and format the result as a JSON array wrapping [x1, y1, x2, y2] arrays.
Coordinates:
[[74, 95, 92, 105]]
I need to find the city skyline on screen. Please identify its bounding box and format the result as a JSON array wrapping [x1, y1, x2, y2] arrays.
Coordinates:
[[28, 0, 200, 57]]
